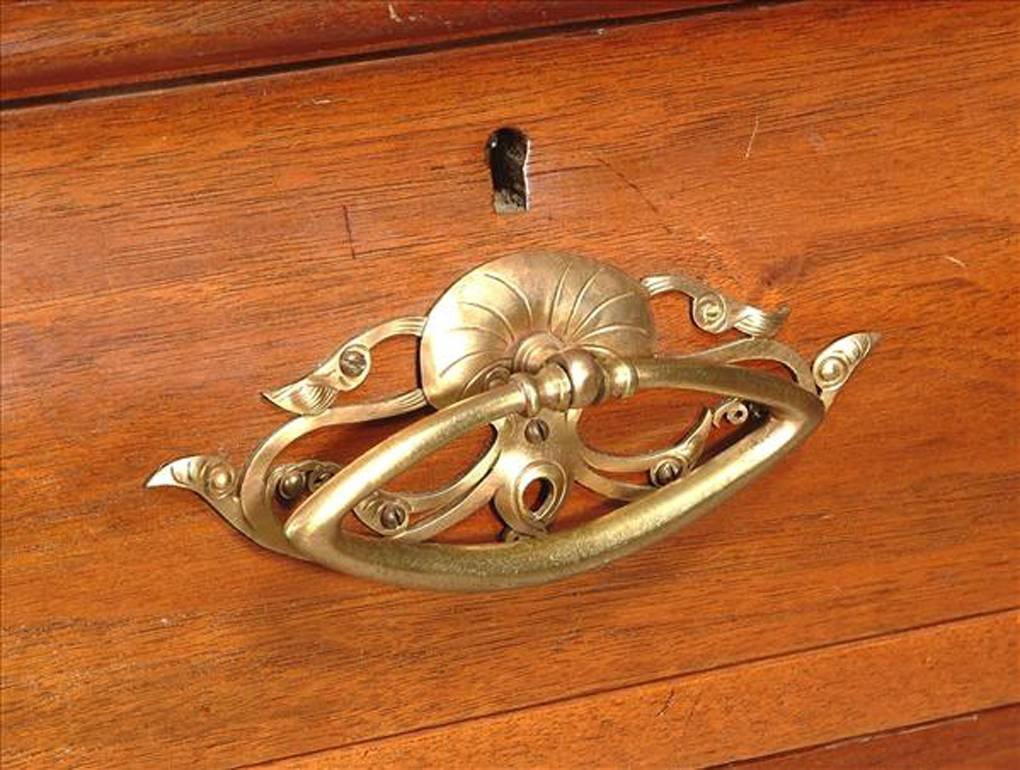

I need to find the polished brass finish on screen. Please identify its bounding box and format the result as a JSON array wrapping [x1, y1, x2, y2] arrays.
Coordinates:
[[148, 252, 877, 591]]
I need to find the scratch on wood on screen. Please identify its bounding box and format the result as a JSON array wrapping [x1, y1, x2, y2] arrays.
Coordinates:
[[597, 157, 673, 235], [656, 687, 676, 717], [744, 115, 760, 159], [943, 255, 966, 268], [342, 205, 357, 260], [680, 687, 704, 734]]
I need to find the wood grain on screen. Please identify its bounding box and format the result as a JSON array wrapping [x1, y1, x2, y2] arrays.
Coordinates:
[[0, 0, 714, 102], [254, 611, 1019, 768], [737, 704, 1020, 770], [2, 0, 1018, 767]]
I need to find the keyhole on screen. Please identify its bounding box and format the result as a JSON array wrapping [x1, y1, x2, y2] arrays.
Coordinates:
[[486, 127, 530, 213]]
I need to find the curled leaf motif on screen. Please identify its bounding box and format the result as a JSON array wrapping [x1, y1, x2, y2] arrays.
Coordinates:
[[642, 274, 789, 338], [148, 454, 238, 500], [732, 304, 791, 338], [262, 319, 426, 417], [264, 378, 340, 416], [576, 408, 714, 502], [168, 457, 204, 488], [812, 332, 880, 408], [264, 344, 372, 416]]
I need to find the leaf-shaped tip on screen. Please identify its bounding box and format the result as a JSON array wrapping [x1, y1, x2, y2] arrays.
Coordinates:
[[146, 454, 239, 506], [733, 304, 790, 339], [145, 460, 184, 490], [145, 455, 209, 491], [262, 377, 338, 416], [812, 331, 880, 409], [680, 407, 714, 464]]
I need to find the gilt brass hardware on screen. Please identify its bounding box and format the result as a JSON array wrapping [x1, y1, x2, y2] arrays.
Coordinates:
[[148, 252, 876, 591]]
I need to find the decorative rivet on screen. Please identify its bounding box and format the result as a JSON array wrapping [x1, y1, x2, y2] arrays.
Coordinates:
[[378, 502, 407, 530], [817, 356, 846, 385], [277, 469, 306, 501], [651, 458, 684, 487], [206, 464, 235, 496], [693, 293, 728, 333], [524, 418, 550, 444], [339, 348, 367, 377]]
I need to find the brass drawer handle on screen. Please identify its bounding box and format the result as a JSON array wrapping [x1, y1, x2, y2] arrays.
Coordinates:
[[148, 253, 876, 591]]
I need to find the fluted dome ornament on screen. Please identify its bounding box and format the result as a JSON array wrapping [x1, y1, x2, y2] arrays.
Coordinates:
[[420, 253, 655, 407]]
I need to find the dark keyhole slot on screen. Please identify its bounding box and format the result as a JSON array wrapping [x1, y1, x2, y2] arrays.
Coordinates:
[[486, 127, 530, 213]]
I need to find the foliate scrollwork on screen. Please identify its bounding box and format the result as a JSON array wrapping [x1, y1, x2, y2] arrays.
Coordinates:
[[264, 317, 427, 415], [149, 454, 239, 501], [812, 332, 880, 409], [642, 274, 789, 338], [149, 317, 431, 556], [145, 454, 274, 553], [149, 252, 876, 591], [574, 407, 714, 502]]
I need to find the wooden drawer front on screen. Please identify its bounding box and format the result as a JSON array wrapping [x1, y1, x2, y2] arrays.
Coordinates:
[[2, 1, 1017, 767]]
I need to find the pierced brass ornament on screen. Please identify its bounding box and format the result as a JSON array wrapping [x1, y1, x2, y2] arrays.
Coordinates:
[[148, 252, 877, 591]]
